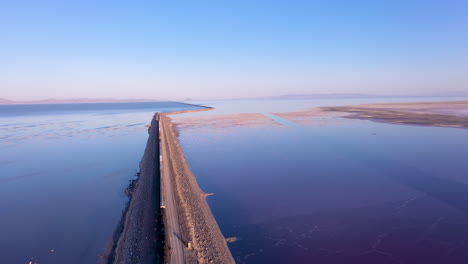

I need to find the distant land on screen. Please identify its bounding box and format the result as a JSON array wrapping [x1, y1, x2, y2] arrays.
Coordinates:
[[245, 91, 468, 100], [253, 93, 371, 100], [2, 90, 468, 105], [0, 98, 160, 105], [423, 90, 468, 97]]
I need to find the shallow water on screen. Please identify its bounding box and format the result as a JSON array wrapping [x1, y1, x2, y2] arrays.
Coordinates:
[[0, 102, 201, 264], [176, 97, 468, 264]]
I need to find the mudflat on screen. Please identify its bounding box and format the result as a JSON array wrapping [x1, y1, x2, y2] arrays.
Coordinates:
[[321, 101, 468, 128], [172, 113, 283, 130]]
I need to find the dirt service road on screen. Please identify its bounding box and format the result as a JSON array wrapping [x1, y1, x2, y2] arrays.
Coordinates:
[[160, 114, 187, 263], [160, 113, 235, 264]]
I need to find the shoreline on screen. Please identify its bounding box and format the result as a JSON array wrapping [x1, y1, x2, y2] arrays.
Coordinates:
[[102, 113, 163, 264], [321, 101, 468, 129], [161, 109, 235, 263], [102, 105, 234, 264]]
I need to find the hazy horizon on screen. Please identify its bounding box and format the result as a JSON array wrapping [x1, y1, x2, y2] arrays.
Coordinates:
[[2, 1, 468, 100], [2, 90, 468, 104]]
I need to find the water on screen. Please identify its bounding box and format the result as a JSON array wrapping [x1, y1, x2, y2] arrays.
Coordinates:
[[0, 102, 202, 264], [175, 97, 468, 264]]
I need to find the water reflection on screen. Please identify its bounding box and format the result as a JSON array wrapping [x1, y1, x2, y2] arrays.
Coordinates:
[[0, 102, 200, 264], [176, 98, 468, 264]]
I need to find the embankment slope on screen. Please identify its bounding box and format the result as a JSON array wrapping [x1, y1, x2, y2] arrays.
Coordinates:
[[103, 106, 234, 264], [160, 113, 235, 264], [104, 113, 162, 264]]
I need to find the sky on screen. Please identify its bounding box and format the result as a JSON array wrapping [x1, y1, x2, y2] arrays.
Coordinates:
[[1, 0, 468, 100]]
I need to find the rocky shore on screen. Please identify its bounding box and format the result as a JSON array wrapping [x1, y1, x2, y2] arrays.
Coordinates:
[[102, 107, 234, 264], [102, 113, 163, 264], [160, 112, 235, 263]]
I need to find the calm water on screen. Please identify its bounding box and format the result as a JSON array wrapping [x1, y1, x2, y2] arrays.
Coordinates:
[[176, 97, 468, 264], [0, 102, 201, 264]]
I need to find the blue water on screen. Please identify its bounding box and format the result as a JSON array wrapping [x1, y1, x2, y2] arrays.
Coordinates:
[[0, 102, 201, 264], [176, 98, 468, 264], [0, 101, 187, 117]]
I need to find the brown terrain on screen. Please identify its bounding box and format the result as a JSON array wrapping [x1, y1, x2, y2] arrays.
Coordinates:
[[102, 106, 234, 264], [102, 113, 162, 264], [172, 113, 283, 130], [273, 108, 348, 126], [160, 112, 235, 263], [321, 100, 468, 128]]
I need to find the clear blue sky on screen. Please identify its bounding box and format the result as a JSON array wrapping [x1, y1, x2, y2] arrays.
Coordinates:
[[2, 0, 468, 100]]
